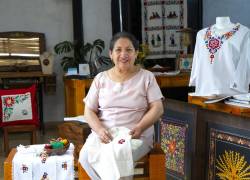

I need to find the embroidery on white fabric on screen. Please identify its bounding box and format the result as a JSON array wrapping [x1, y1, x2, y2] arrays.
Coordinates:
[[204, 24, 240, 64], [1, 92, 32, 122]]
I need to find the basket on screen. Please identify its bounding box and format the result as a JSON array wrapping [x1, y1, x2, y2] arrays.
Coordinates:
[[44, 141, 70, 155]]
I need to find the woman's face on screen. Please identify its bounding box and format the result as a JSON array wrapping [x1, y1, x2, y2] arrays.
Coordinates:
[[109, 38, 138, 71]]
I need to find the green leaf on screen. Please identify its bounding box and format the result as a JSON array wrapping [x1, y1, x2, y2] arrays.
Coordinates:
[[93, 39, 105, 48], [54, 41, 74, 54]]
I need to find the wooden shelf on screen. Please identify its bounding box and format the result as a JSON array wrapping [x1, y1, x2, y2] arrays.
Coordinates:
[[188, 94, 250, 117], [0, 71, 50, 78]]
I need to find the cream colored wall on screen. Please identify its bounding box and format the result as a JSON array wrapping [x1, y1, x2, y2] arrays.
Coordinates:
[[0, 0, 112, 122]]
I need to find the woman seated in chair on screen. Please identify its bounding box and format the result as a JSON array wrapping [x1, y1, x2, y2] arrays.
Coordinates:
[[79, 32, 164, 180]]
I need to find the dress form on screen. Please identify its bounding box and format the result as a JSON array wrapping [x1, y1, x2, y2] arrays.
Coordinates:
[[213, 17, 235, 35]]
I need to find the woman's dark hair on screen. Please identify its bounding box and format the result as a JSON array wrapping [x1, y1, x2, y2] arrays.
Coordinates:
[[109, 31, 139, 51]]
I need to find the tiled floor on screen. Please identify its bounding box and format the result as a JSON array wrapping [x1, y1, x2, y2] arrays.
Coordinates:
[[0, 126, 59, 180]]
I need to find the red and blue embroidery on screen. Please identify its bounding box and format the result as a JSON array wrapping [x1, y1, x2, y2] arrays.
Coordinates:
[[204, 24, 240, 64]]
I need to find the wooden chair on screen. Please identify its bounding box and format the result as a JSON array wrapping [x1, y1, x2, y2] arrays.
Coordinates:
[[77, 143, 166, 180], [0, 31, 45, 155], [3, 124, 37, 155]]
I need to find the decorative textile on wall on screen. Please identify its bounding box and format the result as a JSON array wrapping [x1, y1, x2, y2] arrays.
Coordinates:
[[141, 0, 187, 59], [208, 126, 250, 180], [161, 120, 187, 177]]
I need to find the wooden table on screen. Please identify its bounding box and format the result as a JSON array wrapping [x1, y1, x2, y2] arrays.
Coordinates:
[[64, 72, 190, 116], [4, 148, 16, 180], [188, 94, 250, 118]]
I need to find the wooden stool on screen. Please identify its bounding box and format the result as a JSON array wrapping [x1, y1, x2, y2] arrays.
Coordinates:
[[58, 122, 91, 168], [4, 148, 17, 180], [77, 143, 166, 180], [3, 124, 37, 155]]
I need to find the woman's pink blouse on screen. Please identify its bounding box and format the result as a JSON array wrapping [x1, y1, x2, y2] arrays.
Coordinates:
[[84, 69, 164, 146]]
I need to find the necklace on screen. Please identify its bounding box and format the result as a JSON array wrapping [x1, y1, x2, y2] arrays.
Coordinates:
[[204, 24, 240, 64]]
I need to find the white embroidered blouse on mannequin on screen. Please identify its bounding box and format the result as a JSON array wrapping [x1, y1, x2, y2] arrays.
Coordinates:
[[189, 17, 250, 96]]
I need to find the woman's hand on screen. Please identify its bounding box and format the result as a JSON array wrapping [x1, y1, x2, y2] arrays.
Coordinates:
[[97, 128, 113, 144], [129, 125, 143, 139]]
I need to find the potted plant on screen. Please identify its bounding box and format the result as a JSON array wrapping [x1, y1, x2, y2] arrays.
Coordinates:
[[136, 43, 150, 67], [54, 39, 111, 76]]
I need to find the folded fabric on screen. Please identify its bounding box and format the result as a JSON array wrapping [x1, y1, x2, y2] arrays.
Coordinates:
[[56, 151, 75, 180], [233, 93, 250, 101], [87, 127, 137, 180], [131, 139, 143, 151], [32, 155, 57, 180], [17, 144, 44, 154], [13, 153, 34, 180], [12, 143, 74, 180]]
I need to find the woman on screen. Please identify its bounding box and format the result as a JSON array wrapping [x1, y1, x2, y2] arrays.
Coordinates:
[[79, 32, 164, 180]]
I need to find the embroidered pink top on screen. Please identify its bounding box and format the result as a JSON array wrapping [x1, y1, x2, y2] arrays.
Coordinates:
[[84, 68, 164, 146]]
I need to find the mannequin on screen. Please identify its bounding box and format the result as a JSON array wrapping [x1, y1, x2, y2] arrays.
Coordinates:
[[213, 17, 235, 34]]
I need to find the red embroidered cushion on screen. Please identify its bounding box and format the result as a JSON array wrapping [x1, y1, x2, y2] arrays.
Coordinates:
[[0, 84, 39, 127]]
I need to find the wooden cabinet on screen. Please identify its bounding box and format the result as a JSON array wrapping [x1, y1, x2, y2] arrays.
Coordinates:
[[63, 72, 190, 116], [163, 98, 250, 179], [188, 95, 250, 117], [64, 78, 92, 116]]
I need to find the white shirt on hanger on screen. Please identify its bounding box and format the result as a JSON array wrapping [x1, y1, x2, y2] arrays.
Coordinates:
[[189, 20, 250, 96]]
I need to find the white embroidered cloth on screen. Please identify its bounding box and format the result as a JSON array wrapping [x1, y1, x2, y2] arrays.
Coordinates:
[[85, 127, 140, 180], [12, 143, 74, 180], [190, 23, 250, 96]]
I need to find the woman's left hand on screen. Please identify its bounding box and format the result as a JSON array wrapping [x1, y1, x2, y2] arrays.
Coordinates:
[[129, 126, 143, 139]]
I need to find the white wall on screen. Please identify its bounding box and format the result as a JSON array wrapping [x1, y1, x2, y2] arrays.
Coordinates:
[[203, 0, 250, 28], [0, 0, 112, 123], [0, 0, 73, 123], [82, 0, 112, 56]]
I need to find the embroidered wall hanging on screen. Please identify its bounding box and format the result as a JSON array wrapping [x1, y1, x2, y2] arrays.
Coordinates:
[[208, 125, 250, 180], [141, 0, 187, 59], [0, 84, 39, 127], [161, 120, 187, 176]]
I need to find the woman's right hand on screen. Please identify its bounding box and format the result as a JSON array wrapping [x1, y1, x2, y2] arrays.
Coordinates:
[[97, 128, 113, 144]]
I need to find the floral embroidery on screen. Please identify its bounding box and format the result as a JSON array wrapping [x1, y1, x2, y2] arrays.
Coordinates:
[[2, 93, 29, 121], [161, 121, 186, 175], [204, 24, 240, 64], [41, 172, 49, 180], [40, 151, 48, 163], [21, 164, 29, 173], [62, 162, 67, 170], [118, 139, 125, 144], [4, 97, 15, 107]]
